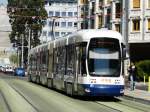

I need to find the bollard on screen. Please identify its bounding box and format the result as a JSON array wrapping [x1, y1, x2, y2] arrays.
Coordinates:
[[149, 77, 150, 92], [144, 76, 146, 85]]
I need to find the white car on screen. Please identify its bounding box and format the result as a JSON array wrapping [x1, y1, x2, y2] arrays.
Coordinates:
[[5, 66, 14, 73]]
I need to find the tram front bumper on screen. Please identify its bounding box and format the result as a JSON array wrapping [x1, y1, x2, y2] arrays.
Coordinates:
[[81, 84, 124, 96]]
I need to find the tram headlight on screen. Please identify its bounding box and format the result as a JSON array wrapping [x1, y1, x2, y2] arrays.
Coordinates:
[[120, 89, 124, 93], [85, 88, 91, 93]]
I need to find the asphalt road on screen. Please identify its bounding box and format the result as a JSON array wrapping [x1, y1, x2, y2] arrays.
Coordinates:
[[0, 73, 150, 112]]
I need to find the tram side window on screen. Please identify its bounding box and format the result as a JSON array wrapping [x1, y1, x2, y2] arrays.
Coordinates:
[[47, 50, 49, 72], [80, 44, 87, 76], [33, 55, 37, 71], [41, 51, 47, 71], [67, 45, 75, 76], [58, 46, 66, 75], [48, 51, 53, 74], [29, 55, 33, 71], [37, 53, 40, 71], [31, 55, 36, 72], [53, 48, 58, 75]]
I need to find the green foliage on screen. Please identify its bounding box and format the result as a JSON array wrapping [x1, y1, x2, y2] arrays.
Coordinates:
[[7, 0, 47, 67], [135, 60, 150, 81], [9, 54, 18, 65], [7, 0, 47, 47]]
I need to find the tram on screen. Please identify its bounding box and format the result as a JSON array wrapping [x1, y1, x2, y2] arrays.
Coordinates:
[[28, 29, 126, 96]]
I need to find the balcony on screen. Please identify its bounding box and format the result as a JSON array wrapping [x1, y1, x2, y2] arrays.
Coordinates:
[[129, 9, 142, 18], [145, 9, 150, 17], [129, 32, 142, 42], [144, 32, 150, 41]]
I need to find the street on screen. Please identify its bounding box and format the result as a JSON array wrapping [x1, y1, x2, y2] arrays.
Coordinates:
[[0, 73, 150, 112]]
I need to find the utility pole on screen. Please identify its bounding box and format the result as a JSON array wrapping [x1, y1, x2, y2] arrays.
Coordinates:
[[28, 28, 31, 66], [21, 34, 24, 68], [51, 18, 56, 40], [77, 0, 81, 30]]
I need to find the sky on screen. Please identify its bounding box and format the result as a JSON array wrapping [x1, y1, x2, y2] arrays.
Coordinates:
[[0, 0, 8, 5]]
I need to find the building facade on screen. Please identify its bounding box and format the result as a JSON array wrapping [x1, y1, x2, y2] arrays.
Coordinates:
[[127, 0, 150, 61], [79, 0, 150, 62], [40, 0, 78, 42], [78, 0, 122, 32]]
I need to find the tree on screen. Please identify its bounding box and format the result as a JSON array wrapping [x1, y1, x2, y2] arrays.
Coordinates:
[[7, 0, 47, 47], [7, 0, 47, 67], [9, 54, 18, 66]]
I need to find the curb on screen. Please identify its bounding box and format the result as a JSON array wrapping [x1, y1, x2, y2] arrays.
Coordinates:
[[123, 95, 150, 105]]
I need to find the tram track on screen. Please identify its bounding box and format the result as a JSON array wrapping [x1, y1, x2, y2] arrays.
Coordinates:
[[0, 90, 11, 112], [1, 76, 150, 112], [0, 79, 37, 112], [94, 97, 150, 112], [7, 79, 120, 112], [6, 82, 39, 112], [95, 101, 122, 112]]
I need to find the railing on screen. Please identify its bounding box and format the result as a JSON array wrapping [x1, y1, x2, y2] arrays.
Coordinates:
[[129, 32, 142, 41], [129, 9, 142, 17]]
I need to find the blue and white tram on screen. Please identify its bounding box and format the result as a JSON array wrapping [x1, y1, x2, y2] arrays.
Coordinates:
[[28, 29, 126, 96]]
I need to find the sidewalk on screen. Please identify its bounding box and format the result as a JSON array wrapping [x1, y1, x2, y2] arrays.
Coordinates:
[[124, 82, 150, 104]]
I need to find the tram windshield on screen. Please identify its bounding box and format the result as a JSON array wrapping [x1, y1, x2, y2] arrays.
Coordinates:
[[88, 38, 121, 77]]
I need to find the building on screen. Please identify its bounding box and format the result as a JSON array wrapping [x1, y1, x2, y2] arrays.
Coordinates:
[[79, 0, 150, 62], [0, 5, 16, 67], [126, 0, 150, 61], [0, 5, 13, 58], [78, 0, 122, 32], [40, 0, 78, 42]]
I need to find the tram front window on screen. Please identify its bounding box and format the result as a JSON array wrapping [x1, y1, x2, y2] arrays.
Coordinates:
[[88, 38, 121, 77]]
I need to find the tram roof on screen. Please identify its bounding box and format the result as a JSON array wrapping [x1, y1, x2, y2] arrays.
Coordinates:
[[29, 29, 125, 52], [69, 29, 124, 43]]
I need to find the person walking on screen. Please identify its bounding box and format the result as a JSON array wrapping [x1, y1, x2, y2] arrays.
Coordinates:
[[128, 63, 136, 91]]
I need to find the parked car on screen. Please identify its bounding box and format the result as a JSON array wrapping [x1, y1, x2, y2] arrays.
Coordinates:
[[14, 67, 25, 76], [5, 66, 14, 73], [0, 66, 3, 72], [0, 66, 5, 72]]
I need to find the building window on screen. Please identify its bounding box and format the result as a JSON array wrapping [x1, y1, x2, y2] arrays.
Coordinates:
[[62, 12, 66, 17], [68, 22, 73, 27], [148, 19, 150, 30], [116, 3, 121, 18], [55, 32, 60, 37], [49, 21, 53, 27], [61, 22, 66, 27], [132, 19, 140, 31], [80, 0, 88, 4], [48, 32, 52, 37], [115, 24, 120, 32], [67, 32, 72, 34], [107, 0, 111, 4], [133, 0, 140, 8], [61, 32, 66, 36], [98, 16, 102, 28], [55, 12, 60, 16], [45, 1, 48, 5], [68, 12, 73, 17], [148, 0, 150, 8], [74, 12, 77, 16], [74, 22, 77, 27], [42, 31, 47, 36], [91, 2, 95, 15], [55, 22, 59, 27], [49, 11, 53, 16]]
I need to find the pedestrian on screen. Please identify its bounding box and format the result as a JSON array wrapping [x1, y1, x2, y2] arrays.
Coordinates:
[[128, 62, 136, 91]]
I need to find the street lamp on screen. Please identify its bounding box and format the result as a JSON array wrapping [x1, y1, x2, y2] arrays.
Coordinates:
[[51, 18, 56, 40]]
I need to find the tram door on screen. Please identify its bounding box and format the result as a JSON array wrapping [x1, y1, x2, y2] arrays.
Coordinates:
[[74, 46, 80, 92], [74, 43, 87, 92]]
